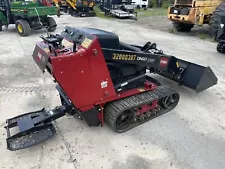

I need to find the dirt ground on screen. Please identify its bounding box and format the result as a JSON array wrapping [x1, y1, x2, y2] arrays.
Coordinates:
[[116, 14, 213, 41], [0, 13, 225, 169]]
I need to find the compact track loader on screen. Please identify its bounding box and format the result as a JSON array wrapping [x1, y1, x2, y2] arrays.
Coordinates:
[[52, 0, 96, 17], [4, 26, 218, 151], [215, 14, 225, 53]]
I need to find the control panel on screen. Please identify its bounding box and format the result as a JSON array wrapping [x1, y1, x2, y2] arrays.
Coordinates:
[[60, 26, 95, 49]]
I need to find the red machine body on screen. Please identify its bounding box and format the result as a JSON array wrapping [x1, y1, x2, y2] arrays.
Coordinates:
[[34, 35, 157, 113], [48, 38, 117, 111]]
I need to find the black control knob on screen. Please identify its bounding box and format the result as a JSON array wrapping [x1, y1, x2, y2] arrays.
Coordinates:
[[64, 28, 68, 33], [78, 34, 83, 40], [73, 39, 79, 52]]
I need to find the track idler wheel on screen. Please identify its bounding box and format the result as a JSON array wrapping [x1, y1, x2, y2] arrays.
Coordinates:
[[160, 93, 179, 110], [115, 109, 135, 132]]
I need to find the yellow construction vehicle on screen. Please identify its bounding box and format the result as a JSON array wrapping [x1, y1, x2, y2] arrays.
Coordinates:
[[167, 0, 225, 35], [52, 0, 96, 17]]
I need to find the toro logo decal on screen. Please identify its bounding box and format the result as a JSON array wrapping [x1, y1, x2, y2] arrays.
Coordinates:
[[37, 52, 42, 61], [35, 51, 42, 62], [36, 51, 45, 62], [160, 57, 168, 67]]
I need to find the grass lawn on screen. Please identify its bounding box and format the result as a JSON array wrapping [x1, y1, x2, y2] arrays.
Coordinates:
[[93, 6, 112, 19], [135, 8, 167, 17]]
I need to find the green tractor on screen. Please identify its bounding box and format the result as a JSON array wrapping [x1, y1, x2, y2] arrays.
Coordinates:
[[0, 0, 59, 36]]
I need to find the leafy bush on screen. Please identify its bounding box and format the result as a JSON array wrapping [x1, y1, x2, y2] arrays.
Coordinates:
[[148, 0, 175, 8]]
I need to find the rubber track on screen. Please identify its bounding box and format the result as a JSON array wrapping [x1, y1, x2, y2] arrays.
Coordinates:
[[104, 86, 179, 132], [172, 22, 193, 32]]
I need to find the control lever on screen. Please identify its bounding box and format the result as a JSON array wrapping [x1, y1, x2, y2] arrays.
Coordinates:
[[39, 34, 63, 50], [150, 43, 157, 49], [142, 42, 157, 52], [73, 39, 80, 52], [49, 44, 57, 56], [149, 43, 163, 54], [141, 41, 152, 52], [142, 42, 163, 54], [39, 34, 48, 42]]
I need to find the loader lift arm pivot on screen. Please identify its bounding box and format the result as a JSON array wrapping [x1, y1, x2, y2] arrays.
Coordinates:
[[4, 26, 218, 151]]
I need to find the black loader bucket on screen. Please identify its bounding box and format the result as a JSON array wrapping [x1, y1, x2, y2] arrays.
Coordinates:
[[159, 57, 218, 93]]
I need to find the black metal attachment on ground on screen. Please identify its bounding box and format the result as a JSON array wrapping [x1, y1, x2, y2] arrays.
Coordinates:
[[5, 105, 70, 151]]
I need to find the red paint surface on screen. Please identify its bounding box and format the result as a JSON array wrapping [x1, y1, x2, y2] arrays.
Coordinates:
[[35, 36, 159, 114], [136, 100, 158, 116], [50, 37, 117, 111]]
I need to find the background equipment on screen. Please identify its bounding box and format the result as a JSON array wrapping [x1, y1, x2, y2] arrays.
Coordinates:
[[5, 26, 218, 151], [0, 0, 58, 36], [167, 0, 225, 35], [99, 0, 137, 19], [215, 14, 225, 53], [132, 0, 148, 9], [52, 0, 96, 17]]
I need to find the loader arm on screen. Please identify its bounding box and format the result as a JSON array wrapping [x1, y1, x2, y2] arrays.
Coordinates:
[[102, 45, 218, 93], [66, 0, 77, 10]]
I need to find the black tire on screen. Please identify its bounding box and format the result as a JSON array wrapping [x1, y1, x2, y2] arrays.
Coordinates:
[[47, 17, 57, 32], [209, 3, 225, 36], [15, 19, 31, 37], [0, 21, 2, 31], [105, 108, 135, 133], [172, 21, 194, 32], [69, 8, 75, 16], [217, 42, 225, 53]]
